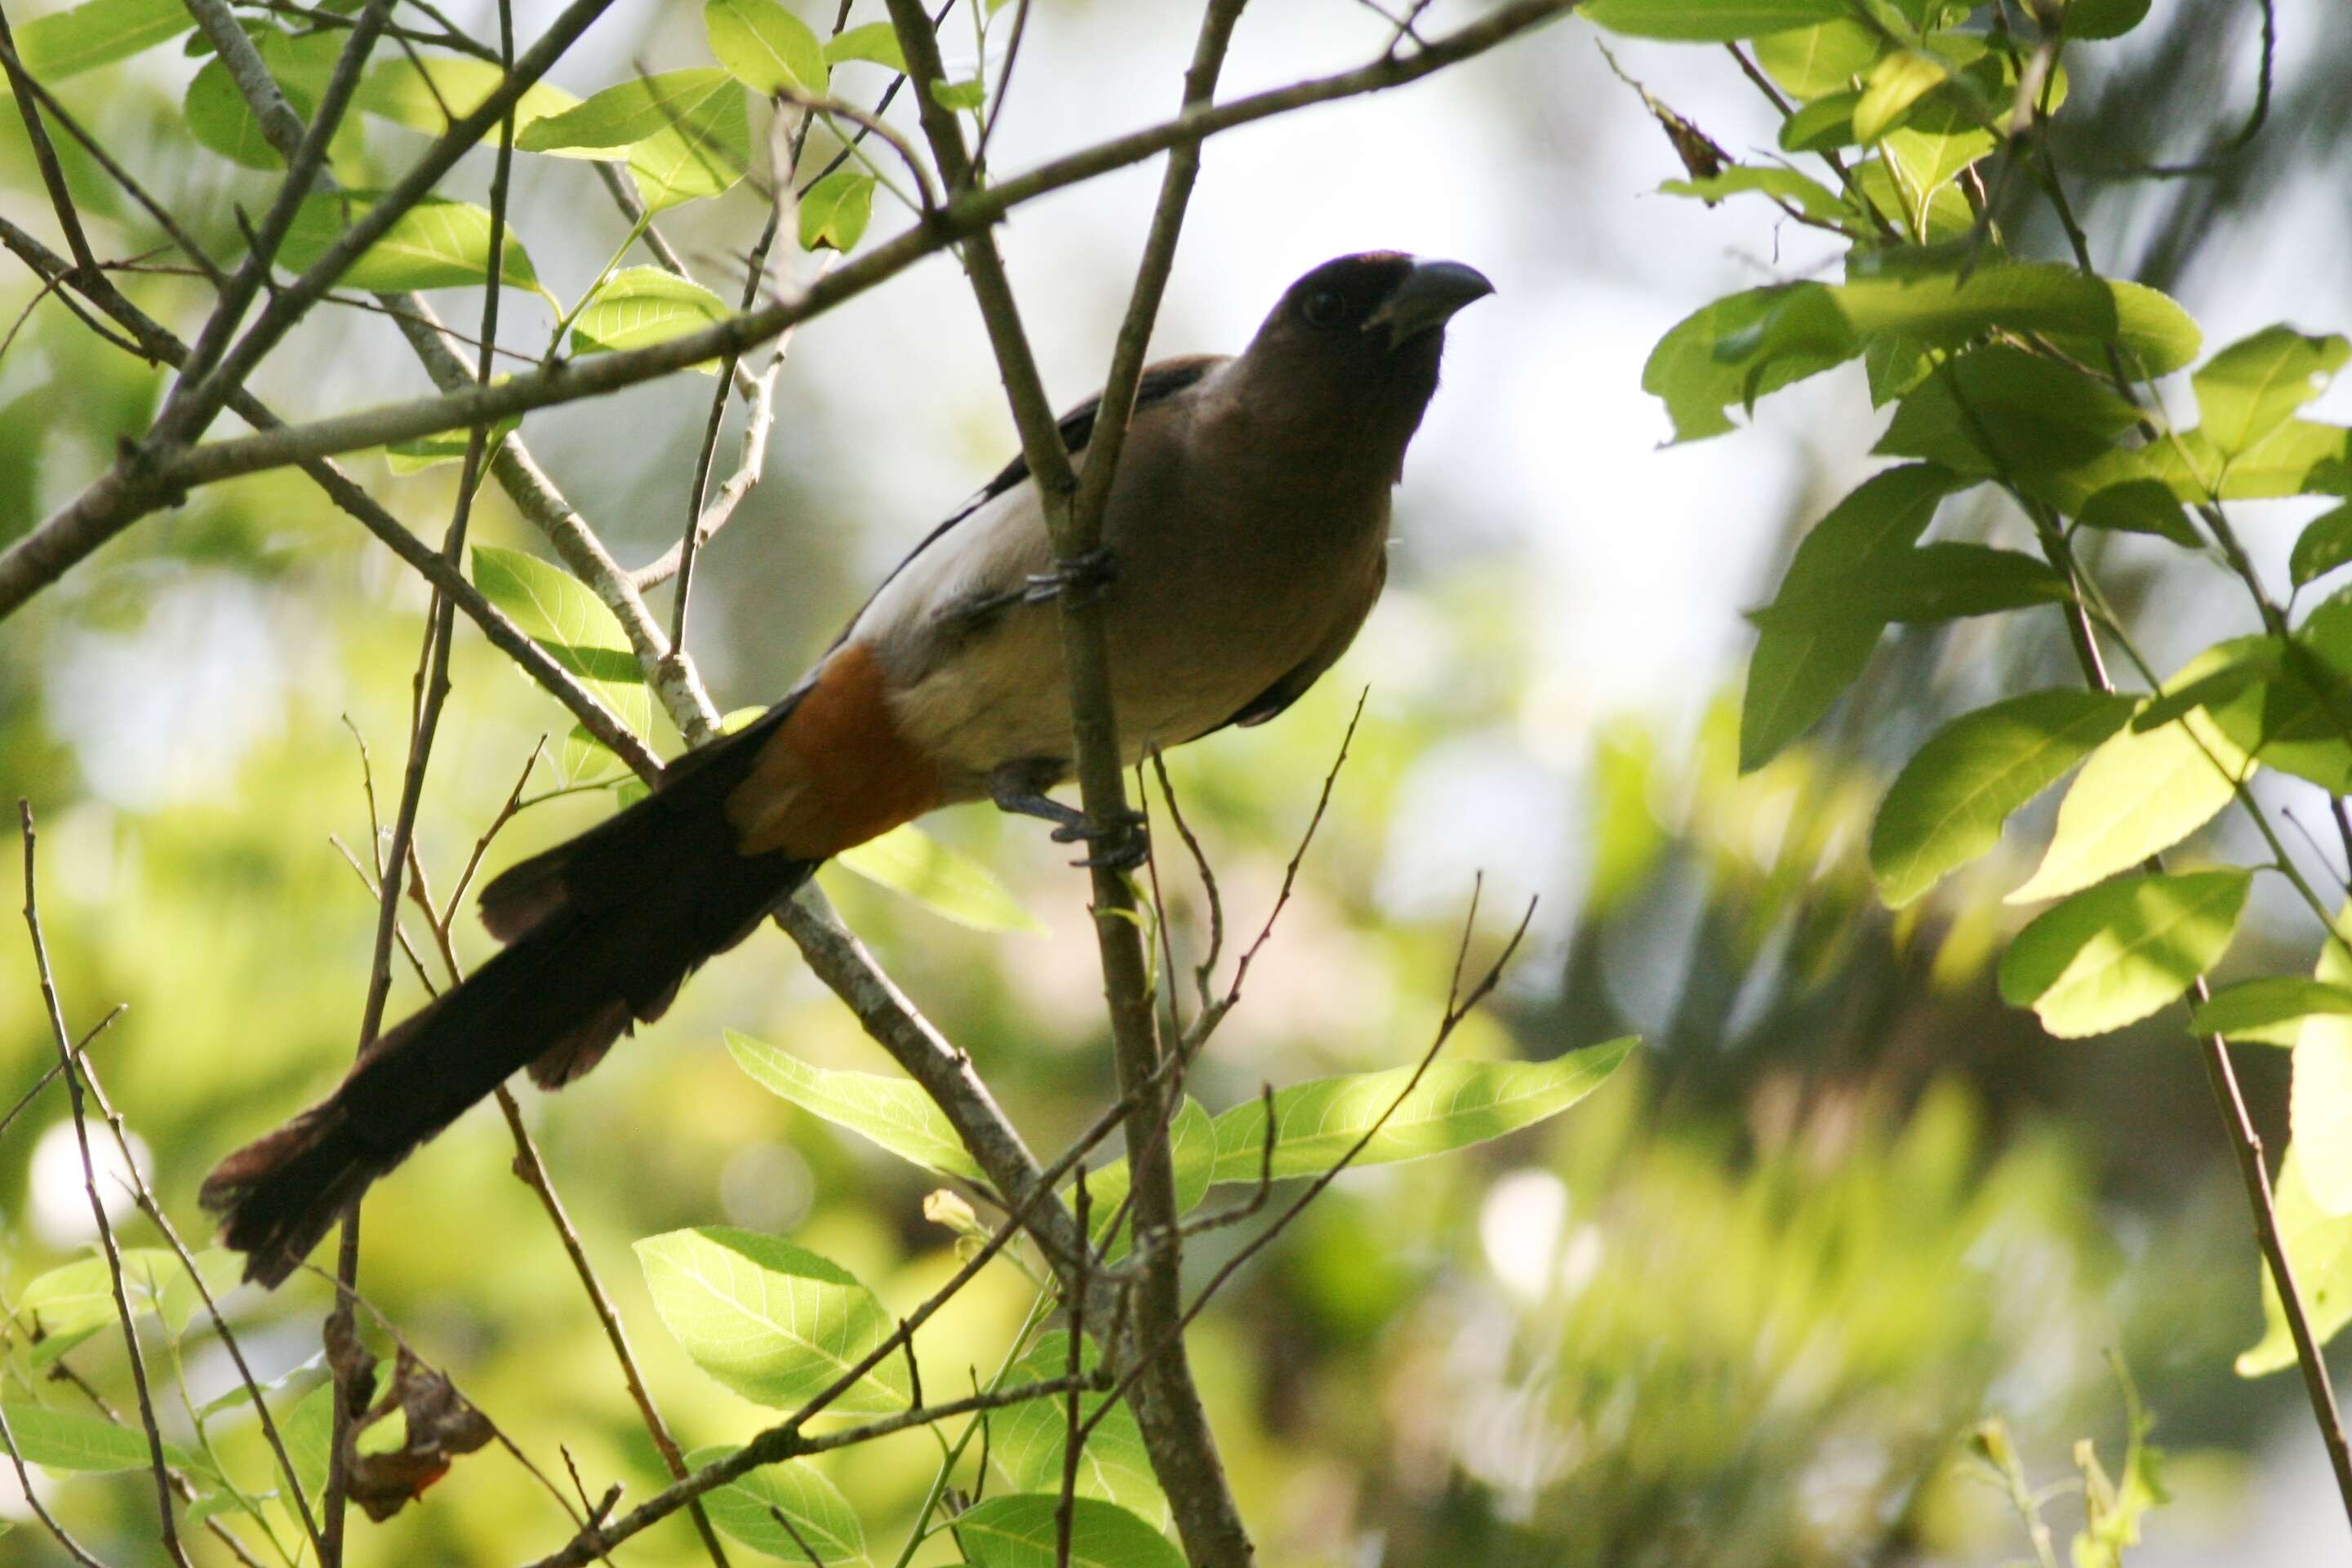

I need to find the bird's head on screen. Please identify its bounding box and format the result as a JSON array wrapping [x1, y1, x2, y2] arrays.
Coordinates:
[[1235, 252, 1494, 472]]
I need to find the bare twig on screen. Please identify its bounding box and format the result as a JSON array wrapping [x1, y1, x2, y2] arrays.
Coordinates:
[[18, 802, 190, 1565]]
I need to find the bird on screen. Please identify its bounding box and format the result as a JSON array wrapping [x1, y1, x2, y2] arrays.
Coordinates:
[[202, 251, 1494, 1287]]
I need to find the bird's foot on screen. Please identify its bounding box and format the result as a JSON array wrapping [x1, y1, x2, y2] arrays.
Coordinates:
[[1051, 807, 1149, 871], [1022, 547, 1119, 605]]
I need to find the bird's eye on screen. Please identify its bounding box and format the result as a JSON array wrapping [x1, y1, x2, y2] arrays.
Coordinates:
[[1300, 288, 1347, 328]]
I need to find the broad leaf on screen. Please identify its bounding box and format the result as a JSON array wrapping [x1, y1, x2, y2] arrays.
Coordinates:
[[705, 0, 828, 96], [1998, 869, 2250, 1038], [2236, 1141, 2352, 1376], [2295, 923, 2352, 1215], [280, 192, 541, 292], [2192, 326, 2351, 460], [798, 169, 878, 252], [684, 1445, 868, 1563], [1750, 543, 2069, 625], [1870, 690, 2134, 908], [725, 1030, 982, 1181], [1206, 1036, 1636, 1184], [16, 1246, 243, 1366], [1781, 91, 1860, 152], [832, 822, 1041, 933], [1581, 0, 1847, 42], [2008, 652, 2256, 904], [2188, 976, 2352, 1047], [470, 545, 651, 782], [1878, 348, 2141, 475], [1852, 51, 1947, 144], [1741, 464, 1967, 771], [987, 1334, 1167, 1529], [825, 22, 905, 70], [570, 267, 731, 368], [1658, 167, 1852, 224], [2290, 504, 2352, 589], [386, 398, 520, 474], [1752, 20, 1882, 100], [1643, 284, 1855, 443], [517, 69, 749, 211], [2077, 478, 2199, 547], [2064, 0, 2151, 38], [929, 76, 985, 111], [0, 1401, 198, 1472], [183, 29, 348, 171], [954, 1495, 1184, 1568], [354, 56, 579, 140], [17, 0, 192, 80], [282, 1383, 336, 1506], [635, 1227, 909, 1413], [1074, 1097, 1215, 1261]]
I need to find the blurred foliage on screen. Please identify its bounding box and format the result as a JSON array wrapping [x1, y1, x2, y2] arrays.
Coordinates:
[[5, 0, 2352, 1564]]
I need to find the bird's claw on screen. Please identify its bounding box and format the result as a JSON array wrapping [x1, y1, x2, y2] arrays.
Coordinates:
[[1052, 807, 1149, 870], [1022, 548, 1120, 605]]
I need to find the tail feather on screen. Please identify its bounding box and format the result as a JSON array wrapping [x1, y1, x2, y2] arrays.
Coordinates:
[[203, 704, 812, 1288]]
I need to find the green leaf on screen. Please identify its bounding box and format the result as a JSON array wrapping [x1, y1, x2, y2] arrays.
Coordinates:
[[1853, 51, 1949, 143], [1740, 464, 1967, 771], [635, 1227, 909, 1413], [182, 29, 348, 170], [705, 0, 829, 96], [1878, 347, 2141, 475], [2063, 0, 2151, 38], [17, 0, 193, 79], [1870, 690, 2134, 908], [16, 1246, 245, 1368], [954, 1495, 1185, 1568], [1998, 870, 2250, 1038], [469, 545, 651, 782], [279, 191, 541, 292], [570, 267, 731, 369], [516, 69, 749, 211], [2008, 653, 2256, 904], [1581, 0, 1847, 42], [824, 22, 906, 71], [684, 1445, 868, 1563], [1752, 20, 1883, 100], [2236, 1140, 2352, 1375], [282, 1383, 335, 1507], [2291, 503, 2352, 589], [2077, 478, 2199, 547], [1074, 1098, 1216, 1262], [2187, 976, 2352, 1047], [1657, 167, 1851, 224], [2294, 926, 2352, 1215], [2192, 326, 2352, 460], [1781, 91, 1860, 152], [1206, 1037, 1636, 1184], [831, 823, 1042, 933], [1853, 153, 1972, 242], [353, 56, 580, 140], [987, 1335, 1167, 1530], [1750, 543, 2070, 625], [724, 1030, 982, 1181], [1643, 284, 1855, 443], [797, 169, 878, 252], [386, 395, 521, 473], [2097, 282, 2204, 376], [929, 75, 985, 111], [0, 1401, 198, 1472]]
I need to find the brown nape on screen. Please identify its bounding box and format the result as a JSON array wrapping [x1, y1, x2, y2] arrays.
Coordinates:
[[725, 641, 943, 859]]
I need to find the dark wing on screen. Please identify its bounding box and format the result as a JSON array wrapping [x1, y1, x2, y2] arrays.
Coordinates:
[[1207, 553, 1388, 735]]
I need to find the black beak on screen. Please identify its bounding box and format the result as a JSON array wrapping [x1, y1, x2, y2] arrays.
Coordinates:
[[1364, 259, 1495, 350]]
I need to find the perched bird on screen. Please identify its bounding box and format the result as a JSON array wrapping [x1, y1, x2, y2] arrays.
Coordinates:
[[202, 251, 1494, 1286]]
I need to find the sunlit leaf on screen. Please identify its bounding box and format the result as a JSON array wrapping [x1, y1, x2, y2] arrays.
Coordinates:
[[1581, 0, 1847, 42], [2290, 504, 2352, 589], [1998, 869, 2249, 1038], [2187, 976, 2352, 1047], [954, 1495, 1184, 1568], [797, 169, 877, 252], [1752, 20, 1881, 100], [725, 1030, 982, 1181], [570, 267, 731, 369], [279, 191, 541, 292], [832, 823, 1042, 933], [1643, 283, 1854, 443], [2192, 326, 2350, 459], [1207, 1036, 1636, 1184], [1870, 690, 2134, 908], [469, 545, 651, 782], [1741, 464, 1967, 771], [705, 0, 829, 96], [517, 69, 749, 211], [635, 1227, 909, 1413], [1853, 51, 1948, 143], [684, 1444, 868, 1563], [2295, 922, 2352, 1215], [282, 1383, 335, 1507], [18, 0, 192, 79], [824, 21, 905, 71], [2236, 1141, 2352, 1376], [354, 56, 580, 140], [929, 75, 985, 111], [1074, 1097, 1215, 1262], [1657, 167, 1851, 223], [987, 1335, 1167, 1530], [0, 1401, 199, 1472]]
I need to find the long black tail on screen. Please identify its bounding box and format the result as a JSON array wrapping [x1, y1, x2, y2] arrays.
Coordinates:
[[202, 707, 812, 1287]]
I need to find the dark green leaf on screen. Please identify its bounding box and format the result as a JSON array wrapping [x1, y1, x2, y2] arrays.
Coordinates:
[[182, 30, 347, 170], [17, 0, 192, 78], [386, 397, 521, 473], [2063, 0, 2151, 38], [1998, 869, 2251, 1038], [683, 1445, 865, 1562], [635, 1227, 909, 1412], [797, 168, 876, 252], [1751, 543, 2070, 625], [1870, 690, 2135, 908], [1741, 464, 1967, 771], [2188, 977, 2352, 1046], [2077, 478, 2199, 547], [954, 1495, 1185, 1568], [1878, 347, 2141, 475], [1582, 0, 1847, 42], [1643, 284, 1856, 443], [705, 0, 829, 96], [1781, 91, 1860, 152], [2192, 326, 2351, 460]]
